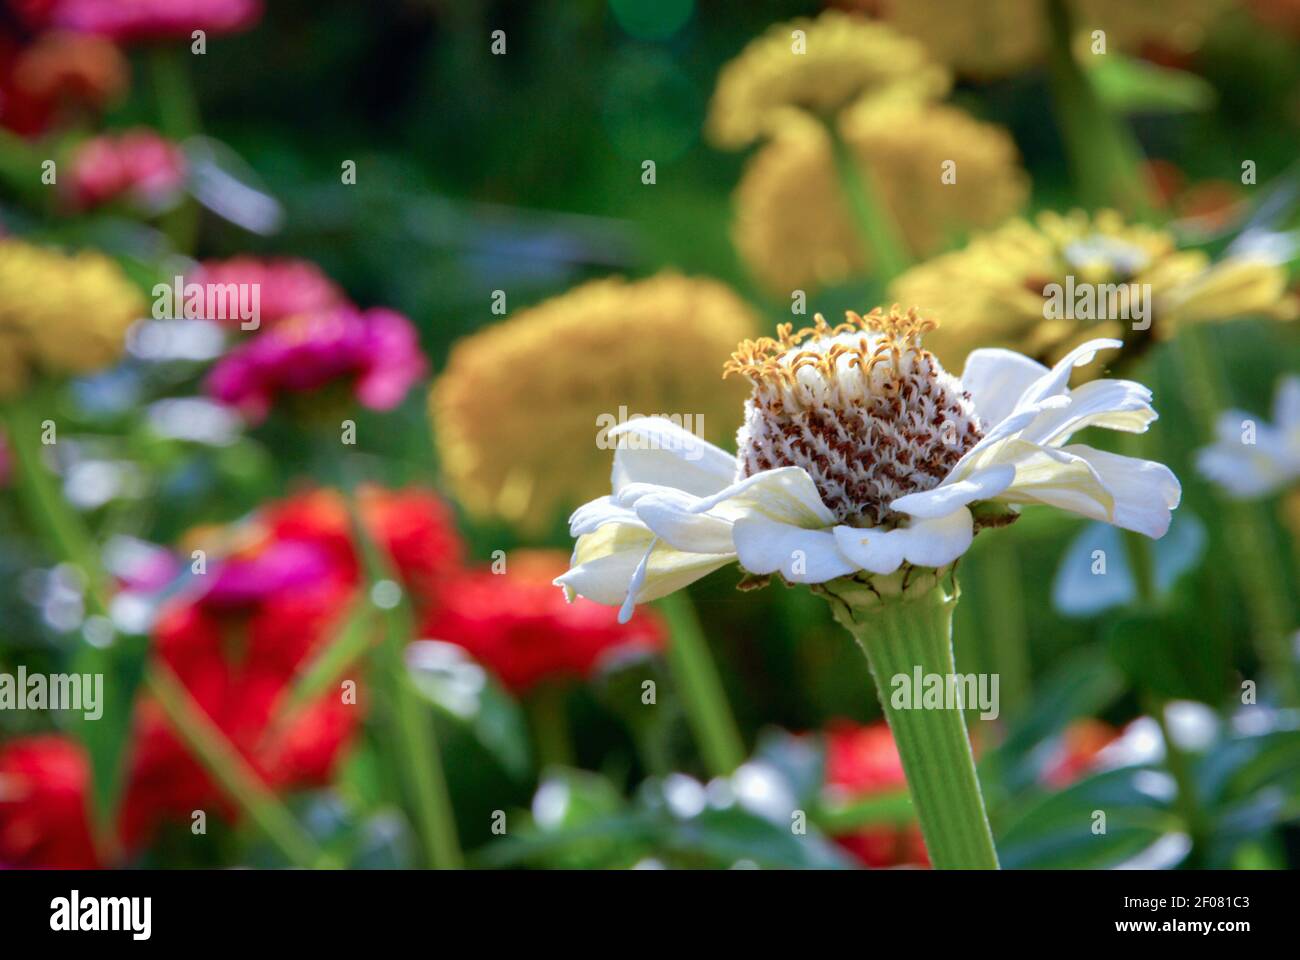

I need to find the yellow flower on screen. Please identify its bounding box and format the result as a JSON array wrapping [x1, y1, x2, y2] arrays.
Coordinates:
[[889, 209, 1296, 372], [429, 273, 758, 531], [705, 10, 950, 149], [733, 102, 1028, 295], [877, 0, 1229, 77], [0, 240, 145, 396]]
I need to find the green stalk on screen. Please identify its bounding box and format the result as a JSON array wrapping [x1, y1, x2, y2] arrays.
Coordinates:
[[1143, 693, 1206, 864], [657, 590, 746, 777], [0, 396, 109, 603], [528, 683, 575, 770], [974, 542, 1031, 713], [149, 48, 201, 253], [820, 572, 999, 869], [1043, 0, 1150, 216], [821, 116, 911, 284], [345, 500, 463, 869], [1174, 329, 1298, 705], [146, 663, 332, 868]]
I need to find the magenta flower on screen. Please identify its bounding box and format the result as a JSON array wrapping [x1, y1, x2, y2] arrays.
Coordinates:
[[69, 128, 187, 211], [205, 306, 428, 422], [26, 0, 263, 42], [203, 539, 338, 609], [189, 257, 345, 328]]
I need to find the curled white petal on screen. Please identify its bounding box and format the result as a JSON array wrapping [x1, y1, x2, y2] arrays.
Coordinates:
[[609, 417, 735, 497], [890, 465, 1016, 519]]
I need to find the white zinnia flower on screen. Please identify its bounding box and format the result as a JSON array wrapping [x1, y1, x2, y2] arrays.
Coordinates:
[[557, 307, 1180, 622], [1196, 375, 1300, 499]]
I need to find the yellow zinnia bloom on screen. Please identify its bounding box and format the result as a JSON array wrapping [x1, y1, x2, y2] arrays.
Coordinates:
[[0, 240, 145, 396], [733, 102, 1029, 295], [706, 10, 950, 149], [877, 0, 1230, 77], [430, 273, 758, 531], [890, 209, 1296, 372]]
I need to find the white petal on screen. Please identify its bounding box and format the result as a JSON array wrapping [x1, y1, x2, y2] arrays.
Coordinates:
[[960, 349, 1048, 426], [897, 509, 975, 568], [569, 496, 642, 537], [1274, 376, 1300, 428], [889, 465, 1016, 519], [1015, 338, 1122, 410], [1020, 378, 1157, 448], [1196, 445, 1287, 498], [731, 516, 857, 583], [832, 509, 975, 574], [692, 466, 837, 528], [633, 491, 737, 554], [1061, 445, 1181, 538], [831, 524, 908, 574], [556, 522, 733, 609], [992, 439, 1116, 520], [609, 416, 735, 497]]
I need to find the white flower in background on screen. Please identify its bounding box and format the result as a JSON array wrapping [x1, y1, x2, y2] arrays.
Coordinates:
[[1196, 375, 1300, 499], [557, 307, 1180, 622]]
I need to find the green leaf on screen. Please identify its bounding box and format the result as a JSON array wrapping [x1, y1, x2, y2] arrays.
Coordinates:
[[1087, 54, 1217, 115], [267, 594, 376, 733]]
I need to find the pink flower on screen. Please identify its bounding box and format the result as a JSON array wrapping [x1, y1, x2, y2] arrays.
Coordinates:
[[22, 0, 263, 43], [189, 257, 345, 328], [69, 128, 186, 211], [205, 306, 428, 423]]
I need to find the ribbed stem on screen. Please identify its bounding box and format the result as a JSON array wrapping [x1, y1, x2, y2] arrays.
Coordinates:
[[824, 577, 999, 869]]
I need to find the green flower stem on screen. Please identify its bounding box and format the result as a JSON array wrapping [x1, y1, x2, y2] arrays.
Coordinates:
[[1043, 0, 1150, 216], [146, 663, 333, 868], [1175, 329, 1298, 705], [0, 396, 110, 607], [379, 619, 464, 869], [149, 48, 201, 141], [974, 542, 1031, 713], [1143, 693, 1207, 863], [822, 116, 911, 284], [657, 590, 746, 777], [821, 574, 999, 869], [344, 499, 463, 869], [148, 47, 200, 254], [528, 683, 575, 770]]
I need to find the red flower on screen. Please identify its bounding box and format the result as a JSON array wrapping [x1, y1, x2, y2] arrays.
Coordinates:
[[69, 128, 186, 211], [1040, 719, 1118, 788], [0, 736, 100, 868], [119, 579, 358, 848], [420, 550, 664, 694], [120, 485, 462, 847], [0, 29, 127, 136], [188, 257, 346, 329], [262, 486, 463, 615], [823, 721, 929, 868]]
